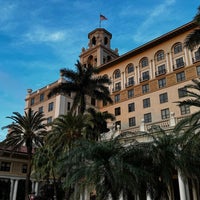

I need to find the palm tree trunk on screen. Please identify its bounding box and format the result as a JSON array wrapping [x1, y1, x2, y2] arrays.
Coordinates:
[[25, 153, 32, 200]]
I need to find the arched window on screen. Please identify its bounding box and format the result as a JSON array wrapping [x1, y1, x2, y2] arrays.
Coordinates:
[[156, 50, 165, 61], [114, 69, 121, 79], [92, 37, 96, 46], [140, 57, 148, 67], [104, 37, 108, 45], [173, 43, 183, 54], [126, 63, 134, 73]]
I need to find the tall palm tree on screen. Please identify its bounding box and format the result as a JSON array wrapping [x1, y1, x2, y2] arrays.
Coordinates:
[[85, 108, 115, 141], [1, 108, 47, 200], [184, 6, 200, 50], [49, 60, 113, 114]]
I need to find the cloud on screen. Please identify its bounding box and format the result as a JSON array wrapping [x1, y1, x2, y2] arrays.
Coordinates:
[[133, 0, 176, 43], [24, 26, 68, 43]]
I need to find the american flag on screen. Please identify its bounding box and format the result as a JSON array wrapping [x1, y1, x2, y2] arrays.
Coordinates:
[[100, 14, 108, 21]]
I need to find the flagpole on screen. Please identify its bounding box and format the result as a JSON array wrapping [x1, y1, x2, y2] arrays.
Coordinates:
[[99, 13, 101, 28]]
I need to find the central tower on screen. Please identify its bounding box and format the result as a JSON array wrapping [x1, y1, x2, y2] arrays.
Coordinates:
[[80, 28, 119, 67]]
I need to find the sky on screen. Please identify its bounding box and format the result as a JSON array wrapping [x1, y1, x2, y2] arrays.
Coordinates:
[[0, 0, 199, 141]]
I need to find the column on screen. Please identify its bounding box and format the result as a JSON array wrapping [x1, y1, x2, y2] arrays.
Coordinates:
[[9, 179, 14, 200], [136, 66, 139, 84], [178, 171, 186, 200], [140, 119, 145, 131], [147, 193, 152, 200], [150, 59, 154, 79], [188, 50, 193, 65], [13, 179, 19, 200], [166, 53, 170, 73], [169, 52, 173, 72], [35, 182, 39, 196], [184, 48, 189, 66]]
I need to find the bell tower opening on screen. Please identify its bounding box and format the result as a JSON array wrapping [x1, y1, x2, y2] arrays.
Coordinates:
[[80, 28, 119, 67]]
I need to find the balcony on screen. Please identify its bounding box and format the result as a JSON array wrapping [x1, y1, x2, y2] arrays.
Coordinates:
[[155, 68, 166, 77], [125, 81, 134, 88], [192, 55, 200, 63], [139, 75, 150, 82], [112, 86, 121, 92], [173, 62, 185, 70]]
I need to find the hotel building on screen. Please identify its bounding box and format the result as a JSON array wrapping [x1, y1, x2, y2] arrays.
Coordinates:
[[2, 21, 200, 199]]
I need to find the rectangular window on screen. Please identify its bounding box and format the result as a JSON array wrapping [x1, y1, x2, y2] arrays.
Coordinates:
[[143, 98, 150, 108], [22, 164, 27, 173], [30, 98, 35, 105], [114, 82, 121, 91], [176, 71, 185, 82], [141, 71, 149, 81], [128, 89, 134, 98], [156, 64, 166, 76], [175, 57, 184, 68], [40, 93, 44, 102], [161, 108, 170, 119], [0, 162, 11, 172], [114, 94, 120, 103], [159, 93, 168, 103], [128, 103, 135, 112], [196, 66, 200, 76], [48, 102, 54, 112], [127, 77, 134, 86], [180, 105, 190, 115], [158, 78, 166, 88], [144, 113, 152, 123], [195, 51, 200, 62], [47, 117, 52, 124], [38, 106, 43, 113], [178, 87, 187, 98], [115, 107, 121, 116], [129, 117, 136, 127], [142, 84, 149, 94]]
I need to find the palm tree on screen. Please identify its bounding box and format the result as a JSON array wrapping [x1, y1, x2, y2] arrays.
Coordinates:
[[32, 144, 64, 199], [46, 112, 88, 152], [1, 108, 47, 200], [174, 78, 200, 135], [46, 112, 89, 199], [62, 138, 152, 200], [184, 6, 200, 50], [48, 60, 113, 114], [85, 108, 115, 141], [146, 126, 180, 200]]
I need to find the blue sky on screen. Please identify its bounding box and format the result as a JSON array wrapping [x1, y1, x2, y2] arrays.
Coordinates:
[[0, 0, 199, 141]]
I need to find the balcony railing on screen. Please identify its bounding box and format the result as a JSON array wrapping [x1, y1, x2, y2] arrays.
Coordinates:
[[155, 68, 166, 76], [125, 81, 134, 87], [192, 55, 200, 63], [139, 75, 150, 82], [173, 62, 185, 70], [112, 86, 121, 92]]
